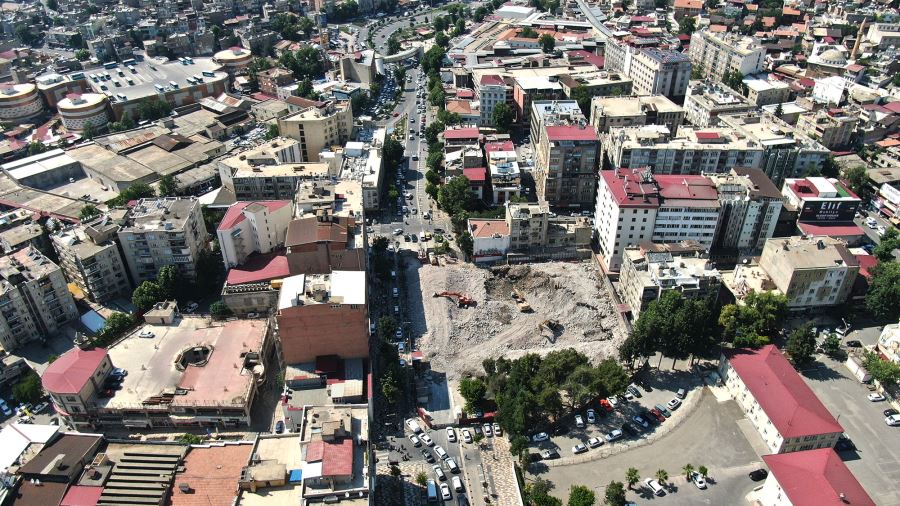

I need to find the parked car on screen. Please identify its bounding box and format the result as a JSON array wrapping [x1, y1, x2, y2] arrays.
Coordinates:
[[433, 464, 446, 481], [420, 433, 434, 446], [605, 429, 624, 442], [0, 402, 12, 417], [587, 437, 603, 448], [621, 422, 638, 436], [654, 404, 671, 417], [586, 408, 596, 424], [446, 427, 457, 443], [868, 393, 886, 402], [748, 469, 769, 481], [599, 399, 614, 413], [275, 420, 284, 434], [574, 415, 584, 428], [649, 408, 666, 423], [540, 449, 559, 460], [110, 368, 128, 378], [483, 424, 493, 436], [138, 330, 155, 338], [627, 385, 642, 398], [493, 423, 502, 435], [571, 443, 587, 454], [845, 340, 863, 348], [32, 402, 48, 414], [434, 446, 448, 460], [422, 448, 435, 462], [607, 396, 619, 408], [835, 435, 856, 451], [406, 418, 422, 433], [886, 414, 900, 426], [644, 478, 665, 496], [886, 409, 899, 417], [532, 432, 550, 442], [676, 388, 687, 399], [409, 434, 421, 446], [632, 415, 649, 429], [462, 429, 473, 443], [691, 472, 707, 489], [452, 475, 463, 492], [667, 398, 682, 410]]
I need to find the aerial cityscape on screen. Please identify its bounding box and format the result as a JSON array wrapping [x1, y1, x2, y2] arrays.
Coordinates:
[[0, 0, 896, 504]]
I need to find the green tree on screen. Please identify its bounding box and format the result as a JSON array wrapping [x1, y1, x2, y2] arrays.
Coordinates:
[[861, 349, 900, 386], [47, 354, 59, 364], [425, 170, 441, 185], [109, 182, 156, 206], [785, 322, 816, 365], [459, 376, 487, 412], [843, 165, 870, 200], [27, 142, 48, 156], [719, 291, 788, 347], [177, 433, 204, 444], [156, 265, 181, 300], [567, 485, 595, 506], [69, 33, 84, 50], [265, 123, 280, 140], [510, 434, 529, 456], [280, 46, 325, 81], [382, 136, 405, 167], [415, 471, 428, 486], [520, 26, 538, 38], [425, 120, 445, 144], [774, 103, 784, 118], [46, 0, 58, 9], [682, 464, 695, 480], [15, 24, 36, 46], [437, 108, 462, 125], [13, 372, 43, 404], [378, 316, 397, 339], [372, 235, 389, 253], [79, 204, 101, 221], [491, 103, 514, 132], [866, 262, 900, 321], [132, 281, 164, 310], [95, 312, 136, 346], [387, 34, 401, 55], [526, 478, 562, 506], [474, 6, 488, 20], [822, 332, 842, 357], [697, 465, 709, 477], [655, 469, 668, 484], [421, 45, 446, 75], [625, 468, 640, 489], [209, 301, 233, 319], [604, 481, 627, 506], [874, 228, 900, 262], [437, 176, 474, 215], [429, 84, 446, 107], [457, 231, 474, 258], [194, 249, 225, 296], [435, 31, 450, 48], [157, 174, 178, 197], [570, 84, 592, 117], [539, 33, 556, 53], [679, 16, 697, 35], [134, 98, 173, 121], [75, 48, 90, 61], [81, 122, 95, 140]]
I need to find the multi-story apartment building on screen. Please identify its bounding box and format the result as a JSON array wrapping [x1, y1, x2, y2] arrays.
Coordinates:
[[0, 248, 79, 351], [477, 74, 511, 127], [339, 50, 378, 86], [594, 168, 722, 271], [601, 125, 764, 174], [718, 113, 831, 186], [759, 236, 859, 309], [866, 23, 900, 48], [795, 110, 858, 150], [558, 71, 634, 100], [619, 242, 721, 319], [530, 100, 585, 147], [689, 31, 766, 79], [590, 95, 685, 134], [257, 67, 295, 96], [719, 345, 843, 454], [759, 450, 875, 506], [485, 141, 521, 204], [217, 201, 293, 268], [506, 201, 550, 251], [782, 176, 861, 225], [117, 198, 209, 284], [534, 120, 599, 209], [706, 168, 783, 254], [513, 76, 564, 125], [629, 49, 692, 102], [277, 101, 354, 162], [51, 215, 131, 304], [742, 77, 792, 106], [683, 81, 756, 127], [338, 128, 385, 212], [217, 138, 337, 200]]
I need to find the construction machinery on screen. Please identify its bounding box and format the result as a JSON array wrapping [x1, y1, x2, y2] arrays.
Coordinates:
[[433, 291, 475, 308], [538, 319, 562, 333], [510, 288, 532, 312]]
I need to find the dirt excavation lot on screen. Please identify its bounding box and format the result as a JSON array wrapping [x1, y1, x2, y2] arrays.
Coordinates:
[[410, 261, 626, 379]]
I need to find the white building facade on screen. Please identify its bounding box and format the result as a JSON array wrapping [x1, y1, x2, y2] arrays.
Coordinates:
[[217, 201, 293, 268]]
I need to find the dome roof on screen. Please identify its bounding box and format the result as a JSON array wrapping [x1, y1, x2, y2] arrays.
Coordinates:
[[818, 49, 847, 65]]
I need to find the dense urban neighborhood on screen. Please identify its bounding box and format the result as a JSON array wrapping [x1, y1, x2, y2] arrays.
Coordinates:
[[0, 0, 896, 504]]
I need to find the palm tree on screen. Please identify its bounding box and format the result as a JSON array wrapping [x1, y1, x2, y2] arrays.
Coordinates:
[[698, 465, 709, 478], [625, 467, 640, 490], [655, 469, 668, 484], [682, 464, 695, 480]]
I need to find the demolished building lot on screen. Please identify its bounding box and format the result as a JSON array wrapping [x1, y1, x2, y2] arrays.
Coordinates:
[[412, 261, 626, 379]]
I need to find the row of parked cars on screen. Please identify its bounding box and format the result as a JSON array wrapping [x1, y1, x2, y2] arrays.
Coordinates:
[[406, 419, 465, 501]]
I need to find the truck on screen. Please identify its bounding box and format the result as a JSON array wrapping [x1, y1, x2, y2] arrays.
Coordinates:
[[845, 355, 872, 383], [426, 480, 438, 503]]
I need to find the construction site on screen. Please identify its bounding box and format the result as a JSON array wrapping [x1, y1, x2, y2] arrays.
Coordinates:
[[408, 261, 626, 380]]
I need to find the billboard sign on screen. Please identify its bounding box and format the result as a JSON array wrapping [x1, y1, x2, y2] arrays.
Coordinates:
[[799, 200, 859, 222]]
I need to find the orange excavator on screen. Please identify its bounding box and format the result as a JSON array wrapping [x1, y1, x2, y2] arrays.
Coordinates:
[[432, 291, 475, 308]]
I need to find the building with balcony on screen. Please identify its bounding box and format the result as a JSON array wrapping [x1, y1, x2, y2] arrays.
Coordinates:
[[533, 111, 599, 209], [590, 95, 685, 135], [51, 213, 131, 304], [742, 77, 792, 107], [485, 141, 521, 204], [629, 49, 692, 102], [217, 201, 293, 269], [719, 345, 843, 454], [277, 101, 354, 163], [117, 197, 208, 284], [758, 236, 859, 310], [506, 201, 550, 251], [683, 81, 756, 127], [619, 242, 721, 319], [0, 248, 79, 351], [796, 110, 858, 150], [689, 31, 766, 80], [706, 168, 783, 254], [477, 74, 512, 127]]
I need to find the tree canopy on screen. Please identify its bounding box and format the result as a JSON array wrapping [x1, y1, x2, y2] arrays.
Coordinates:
[[279, 47, 325, 81], [491, 103, 514, 133], [539, 33, 556, 53], [437, 176, 474, 216], [79, 204, 101, 221], [785, 322, 816, 366], [157, 174, 178, 197], [132, 281, 164, 310], [874, 228, 900, 262], [866, 262, 900, 321], [567, 485, 595, 506], [718, 291, 788, 348]]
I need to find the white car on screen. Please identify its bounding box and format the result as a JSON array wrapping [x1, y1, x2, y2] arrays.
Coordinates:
[[868, 393, 886, 402], [452, 475, 463, 492], [574, 415, 584, 428], [572, 443, 587, 454], [645, 478, 665, 496], [446, 427, 457, 443], [691, 472, 707, 489], [462, 429, 473, 443], [420, 433, 434, 446], [440, 482, 451, 500], [886, 414, 900, 426], [532, 432, 550, 442], [405, 418, 422, 433], [433, 464, 445, 481], [607, 396, 619, 408], [434, 445, 448, 460], [865, 217, 877, 229], [493, 422, 502, 435], [483, 423, 493, 436], [138, 330, 155, 338], [605, 429, 624, 442], [587, 437, 603, 448], [586, 409, 596, 424], [408, 434, 421, 446], [667, 398, 682, 410], [877, 226, 887, 237]]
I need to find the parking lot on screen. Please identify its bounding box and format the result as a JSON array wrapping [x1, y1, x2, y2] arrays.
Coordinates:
[[526, 369, 765, 504], [395, 420, 474, 505]]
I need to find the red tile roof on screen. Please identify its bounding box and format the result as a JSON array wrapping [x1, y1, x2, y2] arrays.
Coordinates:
[[171, 445, 253, 506], [725, 345, 843, 438], [855, 254, 877, 279], [883, 101, 900, 114], [322, 438, 354, 477], [218, 200, 291, 230], [655, 175, 718, 203], [307, 440, 325, 461], [41, 347, 108, 394], [796, 221, 864, 238], [762, 449, 875, 506], [545, 125, 598, 142], [469, 219, 509, 238], [443, 127, 480, 140], [694, 131, 720, 140], [566, 50, 605, 69], [60, 486, 102, 506], [225, 251, 290, 285], [484, 141, 515, 153], [480, 74, 504, 86], [601, 169, 660, 208], [463, 167, 487, 182]]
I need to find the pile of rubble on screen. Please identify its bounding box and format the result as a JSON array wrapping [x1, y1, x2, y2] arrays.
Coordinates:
[[414, 262, 625, 379]]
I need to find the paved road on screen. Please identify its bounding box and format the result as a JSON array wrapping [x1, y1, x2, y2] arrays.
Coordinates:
[[530, 389, 762, 505], [799, 356, 900, 506], [397, 423, 474, 505]]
